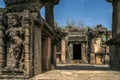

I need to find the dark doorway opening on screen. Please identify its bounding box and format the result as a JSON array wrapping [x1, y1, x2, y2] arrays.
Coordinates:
[[73, 44, 82, 60]]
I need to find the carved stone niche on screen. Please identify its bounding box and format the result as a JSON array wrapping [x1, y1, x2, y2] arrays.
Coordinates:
[[0, 14, 26, 78], [7, 14, 24, 68], [0, 11, 30, 79]]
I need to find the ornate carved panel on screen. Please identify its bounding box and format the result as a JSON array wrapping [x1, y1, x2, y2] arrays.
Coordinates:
[[68, 36, 87, 42], [6, 14, 25, 69]]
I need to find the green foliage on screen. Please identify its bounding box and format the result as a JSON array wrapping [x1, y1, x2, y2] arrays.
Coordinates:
[[102, 34, 106, 42]]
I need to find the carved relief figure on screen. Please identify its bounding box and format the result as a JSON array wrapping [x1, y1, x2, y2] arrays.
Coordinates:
[[94, 38, 102, 53], [6, 15, 24, 69]]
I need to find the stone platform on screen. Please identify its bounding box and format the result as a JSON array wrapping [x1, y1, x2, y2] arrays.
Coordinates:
[[30, 64, 120, 80]]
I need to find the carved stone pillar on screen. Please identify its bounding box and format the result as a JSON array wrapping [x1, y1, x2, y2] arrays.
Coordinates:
[[107, 0, 120, 69], [61, 37, 66, 63], [42, 37, 51, 71], [111, 0, 120, 68], [111, 0, 120, 37], [45, 2, 54, 28], [34, 25, 42, 75], [23, 10, 31, 78], [0, 11, 5, 68], [68, 43, 73, 63], [47, 37, 52, 70], [82, 43, 87, 63], [51, 40, 57, 69], [53, 45, 57, 67], [45, 0, 59, 28]]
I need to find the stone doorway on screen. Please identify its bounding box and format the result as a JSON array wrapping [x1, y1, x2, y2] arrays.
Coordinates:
[[73, 44, 82, 60]]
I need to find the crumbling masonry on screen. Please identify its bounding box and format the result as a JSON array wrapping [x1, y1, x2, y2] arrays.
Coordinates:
[[56, 25, 111, 64], [0, 0, 60, 79]]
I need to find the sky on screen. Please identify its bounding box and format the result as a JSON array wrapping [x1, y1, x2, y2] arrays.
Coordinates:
[[0, 0, 112, 30], [41, 0, 112, 29]]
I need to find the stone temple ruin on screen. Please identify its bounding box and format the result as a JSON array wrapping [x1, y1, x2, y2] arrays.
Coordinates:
[[0, 0, 60, 79], [0, 0, 120, 79], [56, 25, 111, 64]]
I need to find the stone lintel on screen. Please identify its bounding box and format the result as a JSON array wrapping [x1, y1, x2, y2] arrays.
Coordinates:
[[4, 0, 45, 12], [34, 14, 56, 38], [53, 0, 60, 5], [107, 0, 120, 3], [4, 0, 59, 8], [4, 0, 39, 6], [105, 33, 120, 45], [106, 0, 112, 3], [44, 0, 59, 5]]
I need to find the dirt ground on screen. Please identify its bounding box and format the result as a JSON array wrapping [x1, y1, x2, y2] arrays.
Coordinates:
[[30, 64, 120, 80]]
